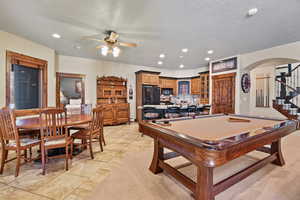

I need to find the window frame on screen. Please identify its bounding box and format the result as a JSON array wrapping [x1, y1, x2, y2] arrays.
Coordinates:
[[6, 51, 48, 111]]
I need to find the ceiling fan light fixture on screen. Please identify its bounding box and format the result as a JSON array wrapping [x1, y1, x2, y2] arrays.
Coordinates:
[[112, 46, 121, 57], [101, 46, 109, 56], [248, 8, 258, 17]]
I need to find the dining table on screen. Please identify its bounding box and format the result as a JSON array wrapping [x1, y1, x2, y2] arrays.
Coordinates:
[[16, 113, 92, 130]]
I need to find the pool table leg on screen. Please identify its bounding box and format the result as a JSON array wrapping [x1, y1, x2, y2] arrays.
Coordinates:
[[196, 166, 214, 200], [271, 139, 285, 166], [149, 139, 164, 174]]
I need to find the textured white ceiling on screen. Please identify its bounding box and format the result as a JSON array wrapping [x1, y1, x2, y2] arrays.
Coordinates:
[[0, 0, 300, 69]]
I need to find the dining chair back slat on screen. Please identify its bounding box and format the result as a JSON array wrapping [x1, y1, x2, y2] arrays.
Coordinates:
[[89, 106, 104, 136], [0, 107, 19, 143], [40, 108, 67, 140]]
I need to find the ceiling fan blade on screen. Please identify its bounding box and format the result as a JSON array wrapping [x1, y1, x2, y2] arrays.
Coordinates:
[[118, 42, 137, 47], [118, 31, 160, 40], [81, 37, 105, 43]]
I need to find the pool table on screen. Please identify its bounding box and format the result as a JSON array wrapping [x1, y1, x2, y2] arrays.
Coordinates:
[[139, 114, 298, 200]]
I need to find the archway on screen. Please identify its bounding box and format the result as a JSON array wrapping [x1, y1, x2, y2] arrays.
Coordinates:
[[244, 58, 300, 71], [239, 58, 300, 118]]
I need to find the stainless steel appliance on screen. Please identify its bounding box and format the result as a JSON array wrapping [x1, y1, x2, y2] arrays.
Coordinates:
[[142, 85, 160, 105], [161, 88, 173, 96]]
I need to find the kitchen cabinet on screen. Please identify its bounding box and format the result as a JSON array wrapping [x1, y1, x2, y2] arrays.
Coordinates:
[[159, 77, 177, 95], [141, 73, 159, 85], [135, 71, 161, 122], [191, 77, 201, 95], [199, 72, 209, 104]]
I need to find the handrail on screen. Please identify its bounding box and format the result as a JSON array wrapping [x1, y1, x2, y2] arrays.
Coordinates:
[[291, 64, 300, 73], [275, 78, 299, 93]]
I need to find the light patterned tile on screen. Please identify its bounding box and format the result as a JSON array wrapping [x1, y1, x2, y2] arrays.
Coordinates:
[[67, 160, 110, 178], [0, 184, 51, 200], [33, 173, 89, 200]]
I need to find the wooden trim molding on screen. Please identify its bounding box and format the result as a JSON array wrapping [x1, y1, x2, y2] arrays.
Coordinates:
[[135, 70, 161, 75], [5, 51, 48, 112], [56, 72, 86, 107], [212, 72, 236, 79]]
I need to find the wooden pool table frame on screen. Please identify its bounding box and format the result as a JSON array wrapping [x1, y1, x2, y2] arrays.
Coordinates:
[[139, 114, 298, 200]]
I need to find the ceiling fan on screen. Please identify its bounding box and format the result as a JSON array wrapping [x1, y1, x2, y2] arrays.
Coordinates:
[[82, 30, 137, 57]]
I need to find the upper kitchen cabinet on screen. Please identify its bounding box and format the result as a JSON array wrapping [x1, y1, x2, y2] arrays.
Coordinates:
[[138, 71, 160, 85], [191, 76, 201, 95], [159, 77, 177, 95], [199, 72, 209, 104]]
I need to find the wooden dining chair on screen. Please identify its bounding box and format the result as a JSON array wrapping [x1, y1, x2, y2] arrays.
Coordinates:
[[0, 107, 40, 177], [39, 108, 73, 175], [71, 106, 104, 159]]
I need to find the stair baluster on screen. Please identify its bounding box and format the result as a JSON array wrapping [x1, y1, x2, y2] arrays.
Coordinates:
[[273, 63, 300, 120]]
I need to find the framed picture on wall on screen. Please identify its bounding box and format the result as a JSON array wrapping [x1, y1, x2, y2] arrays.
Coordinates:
[[178, 81, 190, 96], [212, 57, 237, 73]]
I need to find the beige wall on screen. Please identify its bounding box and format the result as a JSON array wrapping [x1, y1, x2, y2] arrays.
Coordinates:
[[0, 31, 56, 107]]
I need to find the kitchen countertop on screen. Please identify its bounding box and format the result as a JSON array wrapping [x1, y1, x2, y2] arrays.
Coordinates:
[[141, 104, 211, 109]]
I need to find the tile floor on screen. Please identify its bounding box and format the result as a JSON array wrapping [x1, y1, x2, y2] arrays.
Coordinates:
[[0, 123, 153, 200]]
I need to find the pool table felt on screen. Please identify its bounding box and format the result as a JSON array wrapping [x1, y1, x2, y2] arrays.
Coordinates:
[[154, 116, 283, 142]]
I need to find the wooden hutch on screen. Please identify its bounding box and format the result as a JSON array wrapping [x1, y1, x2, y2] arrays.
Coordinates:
[[97, 76, 130, 125]]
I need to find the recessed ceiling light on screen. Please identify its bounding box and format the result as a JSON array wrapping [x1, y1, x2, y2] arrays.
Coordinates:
[[182, 48, 188, 53], [248, 8, 258, 16], [179, 55, 183, 58], [205, 57, 210, 61], [52, 33, 61, 39], [207, 50, 214, 54], [159, 54, 165, 58], [74, 45, 81, 49], [158, 61, 163, 65], [179, 64, 184, 68]]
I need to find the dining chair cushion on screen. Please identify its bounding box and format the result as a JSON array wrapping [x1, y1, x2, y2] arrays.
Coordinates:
[[7, 138, 40, 147], [73, 138, 83, 145], [44, 138, 67, 146], [69, 99, 82, 105]]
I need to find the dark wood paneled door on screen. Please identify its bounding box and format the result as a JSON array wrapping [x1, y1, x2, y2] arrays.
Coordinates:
[[212, 73, 236, 114]]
